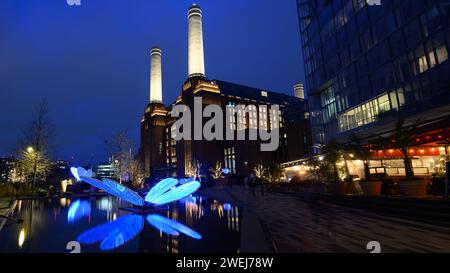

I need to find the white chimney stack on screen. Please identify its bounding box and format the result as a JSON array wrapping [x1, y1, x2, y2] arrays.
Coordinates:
[[294, 83, 305, 100], [188, 3, 205, 78], [150, 47, 163, 103]]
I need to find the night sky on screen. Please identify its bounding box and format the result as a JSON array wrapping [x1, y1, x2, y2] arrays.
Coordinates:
[[0, 0, 305, 165]]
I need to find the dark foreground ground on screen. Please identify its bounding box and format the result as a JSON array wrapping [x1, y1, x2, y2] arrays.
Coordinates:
[[203, 186, 450, 253]]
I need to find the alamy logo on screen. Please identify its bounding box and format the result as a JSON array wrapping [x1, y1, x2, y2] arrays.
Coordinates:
[[170, 97, 280, 152], [367, 0, 381, 6], [67, 0, 81, 6]]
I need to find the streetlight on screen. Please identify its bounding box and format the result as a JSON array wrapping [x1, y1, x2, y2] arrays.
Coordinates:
[[27, 146, 38, 194]]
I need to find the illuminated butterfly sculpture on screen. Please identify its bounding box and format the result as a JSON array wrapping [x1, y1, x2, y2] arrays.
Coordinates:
[[70, 167, 201, 207]]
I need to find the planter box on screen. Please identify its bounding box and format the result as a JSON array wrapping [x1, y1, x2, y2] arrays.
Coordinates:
[[399, 180, 429, 198], [360, 181, 382, 196], [310, 183, 327, 194]]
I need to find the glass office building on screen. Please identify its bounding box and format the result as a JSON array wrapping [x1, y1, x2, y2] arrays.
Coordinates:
[[297, 0, 449, 149]]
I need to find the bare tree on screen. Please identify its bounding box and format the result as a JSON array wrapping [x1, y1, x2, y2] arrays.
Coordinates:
[[17, 100, 55, 192], [253, 164, 267, 179], [128, 158, 145, 189], [209, 161, 222, 180], [106, 131, 134, 183]]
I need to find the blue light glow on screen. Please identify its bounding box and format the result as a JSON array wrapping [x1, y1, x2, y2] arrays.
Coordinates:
[[77, 215, 144, 251], [144, 178, 178, 203], [80, 177, 111, 193], [80, 177, 144, 206], [149, 181, 201, 206], [146, 214, 202, 240], [71, 167, 92, 182], [103, 179, 145, 206], [222, 168, 231, 175], [179, 177, 195, 185], [67, 200, 91, 223], [223, 203, 232, 211]]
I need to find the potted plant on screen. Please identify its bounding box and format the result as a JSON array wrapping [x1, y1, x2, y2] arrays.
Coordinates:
[[379, 120, 429, 198], [305, 156, 328, 193], [346, 134, 382, 196], [321, 141, 347, 195]]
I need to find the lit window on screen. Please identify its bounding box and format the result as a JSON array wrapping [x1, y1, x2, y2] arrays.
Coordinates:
[[259, 106, 268, 131], [320, 87, 337, 123], [261, 91, 268, 97], [436, 46, 448, 64], [418, 55, 428, 73], [377, 95, 390, 113], [338, 93, 395, 132], [428, 50, 437, 68], [224, 148, 236, 174]]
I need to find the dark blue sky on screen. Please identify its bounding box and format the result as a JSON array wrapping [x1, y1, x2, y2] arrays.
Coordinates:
[[0, 0, 305, 165]]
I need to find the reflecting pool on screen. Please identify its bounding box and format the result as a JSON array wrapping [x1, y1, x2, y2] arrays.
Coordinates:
[[0, 195, 244, 253]]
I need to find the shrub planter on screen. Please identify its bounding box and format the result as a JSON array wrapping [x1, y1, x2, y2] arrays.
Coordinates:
[[310, 182, 327, 194], [327, 182, 347, 195], [360, 181, 383, 196], [398, 180, 429, 198]]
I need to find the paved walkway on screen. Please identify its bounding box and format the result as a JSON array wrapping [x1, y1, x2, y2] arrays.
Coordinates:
[[0, 198, 12, 216], [203, 186, 450, 253]]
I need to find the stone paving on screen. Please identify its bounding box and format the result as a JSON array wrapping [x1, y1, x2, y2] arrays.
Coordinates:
[[0, 198, 12, 217], [203, 186, 450, 253]]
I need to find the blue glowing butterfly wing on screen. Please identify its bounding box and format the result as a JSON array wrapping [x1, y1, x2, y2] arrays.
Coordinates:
[[71, 167, 93, 182], [144, 178, 178, 203], [146, 214, 202, 240], [146, 214, 180, 236], [71, 167, 82, 181], [84, 169, 93, 178], [99, 215, 144, 251], [102, 179, 145, 206], [80, 177, 111, 193], [149, 181, 201, 206], [67, 200, 91, 223]]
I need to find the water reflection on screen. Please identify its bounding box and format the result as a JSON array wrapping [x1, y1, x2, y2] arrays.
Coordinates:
[[146, 214, 202, 240], [77, 213, 202, 251], [77, 215, 144, 251], [211, 200, 225, 218], [67, 200, 91, 223], [97, 198, 113, 212], [18, 228, 25, 249], [0, 196, 243, 253]]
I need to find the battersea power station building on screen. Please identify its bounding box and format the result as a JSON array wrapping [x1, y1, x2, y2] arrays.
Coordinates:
[[140, 4, 311, 178]]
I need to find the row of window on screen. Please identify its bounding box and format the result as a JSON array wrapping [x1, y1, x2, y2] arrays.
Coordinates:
[[224, 147, 236, 174], [165, 128, 177, 166], [302, 1, 449, 92], [227, 103, 283, 131], [338, 91, 404, 132]]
